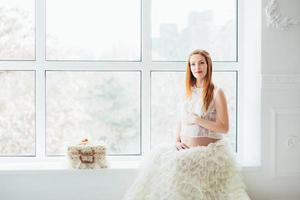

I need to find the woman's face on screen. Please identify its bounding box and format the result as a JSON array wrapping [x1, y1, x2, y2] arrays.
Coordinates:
[[189, 54, 208, 80]]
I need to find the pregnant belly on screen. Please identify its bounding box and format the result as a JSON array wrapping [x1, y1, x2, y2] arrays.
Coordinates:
[[180, 124, 219, 147], [181, 136, 219, 147], [181, 124, 201, 137]]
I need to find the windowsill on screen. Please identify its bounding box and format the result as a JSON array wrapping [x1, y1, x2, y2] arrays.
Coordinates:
[[0, 160, 260, 173], [0, 153, 260, 172], [0, 161, 139, 174]]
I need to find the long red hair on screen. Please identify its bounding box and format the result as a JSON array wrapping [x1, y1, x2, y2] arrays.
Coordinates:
[[185, 49, 214, 112]]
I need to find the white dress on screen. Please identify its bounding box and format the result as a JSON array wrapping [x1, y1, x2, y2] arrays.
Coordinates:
[[123, 87, 251, 200]]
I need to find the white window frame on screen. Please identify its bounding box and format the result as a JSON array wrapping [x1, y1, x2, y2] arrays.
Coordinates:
[[0, 0, 262, 169]]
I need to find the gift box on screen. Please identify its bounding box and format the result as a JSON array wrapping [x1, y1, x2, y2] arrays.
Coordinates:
[[67, 139, 108, 169]]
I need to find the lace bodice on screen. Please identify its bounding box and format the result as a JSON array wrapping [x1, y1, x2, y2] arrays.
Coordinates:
[[179, 87, 223, 139]]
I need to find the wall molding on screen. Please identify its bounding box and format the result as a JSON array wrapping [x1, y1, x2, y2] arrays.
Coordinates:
[[262, 74, 300, 88], [265, 0, 300, 30], [270, 107, 300, 179]]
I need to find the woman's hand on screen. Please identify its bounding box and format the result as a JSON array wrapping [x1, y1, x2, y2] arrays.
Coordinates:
[[175, 141, 189, 150]]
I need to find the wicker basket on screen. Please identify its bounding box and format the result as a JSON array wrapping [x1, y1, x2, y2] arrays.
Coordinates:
[[67, 139, 108, 169]]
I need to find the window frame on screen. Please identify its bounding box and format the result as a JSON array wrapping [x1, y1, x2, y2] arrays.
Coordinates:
[[0, 0, 241, 165]]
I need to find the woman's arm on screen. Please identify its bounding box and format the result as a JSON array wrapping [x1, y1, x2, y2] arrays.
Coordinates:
[[175, 121, 189, 150], [192, 88, 229, 133], [175, 121, 181, 142]]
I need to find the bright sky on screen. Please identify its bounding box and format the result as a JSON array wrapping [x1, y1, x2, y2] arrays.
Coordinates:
[[152, 0, 235, 37], [46, 0, 234, 46], [46, 0, 140, 55], [1, 0, 235, 58]]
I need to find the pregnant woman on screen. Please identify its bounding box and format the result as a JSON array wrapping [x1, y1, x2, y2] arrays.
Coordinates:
[[123, 49, 250, 200]]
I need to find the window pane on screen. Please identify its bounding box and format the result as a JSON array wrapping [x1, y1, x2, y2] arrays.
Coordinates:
[[151, 71, 237, 150], [152, 0, 237, 61], [46, 0, 141, 61], [213, 71, 237, 149], [151, 71, 184, 146], [0, 71, 35, 155], [0, 0, 35, 60], [46, 71, 141, 155]]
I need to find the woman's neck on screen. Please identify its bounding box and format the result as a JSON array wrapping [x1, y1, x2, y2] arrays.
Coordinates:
[[196, 79, 204, 88]]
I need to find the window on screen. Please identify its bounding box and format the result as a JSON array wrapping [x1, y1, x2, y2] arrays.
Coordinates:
[[0, 0, 240, 162], [46, 0, 141, 61], [46, 71, 141, 156], [152, 0, 237, 61], [150, 0, 238, 150], [0, 0, 35, 60], [0, 71, 35, 155]]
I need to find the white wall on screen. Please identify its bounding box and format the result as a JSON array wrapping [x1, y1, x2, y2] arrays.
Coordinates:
[[242, 0, 300, 199], [1, 1, 300, 200], [0, 169, 137, 200]]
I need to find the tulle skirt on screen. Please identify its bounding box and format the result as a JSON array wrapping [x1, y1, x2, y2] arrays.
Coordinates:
[[123, 139, 250, 200]]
